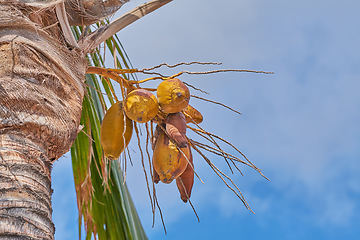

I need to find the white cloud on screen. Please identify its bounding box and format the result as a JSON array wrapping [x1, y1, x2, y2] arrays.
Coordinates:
[[50, 0, 360, 237]]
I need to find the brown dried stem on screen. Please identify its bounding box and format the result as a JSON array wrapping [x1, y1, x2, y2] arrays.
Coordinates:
[[188, 126, 269, 180], [141, 61, 222, 71], [183, 81, 210, 94], [177, 178, 200, 222], [145, 122, 157, 221], [134, 123, 154, 211], [79, 0, 173, 52], [86, 66, 134, 90], [170, 69, 274, 77], [191, 140, 244, 176], [191, 95, 242, 115], [189, 141, 253, 212], [185, 116, 236, 174]]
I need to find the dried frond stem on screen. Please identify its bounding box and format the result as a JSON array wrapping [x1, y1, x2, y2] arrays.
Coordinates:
[[55, 2, 79, 48], [86, 66, 133, 90], [79, 0, 173, 53]]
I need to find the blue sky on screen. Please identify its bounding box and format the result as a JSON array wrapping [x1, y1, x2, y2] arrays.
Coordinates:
[[52, 0, 360, 239]]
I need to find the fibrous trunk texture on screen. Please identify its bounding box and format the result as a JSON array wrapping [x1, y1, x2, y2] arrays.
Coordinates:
[[0, 134, 54, 239], [0, 2, 86, 239]]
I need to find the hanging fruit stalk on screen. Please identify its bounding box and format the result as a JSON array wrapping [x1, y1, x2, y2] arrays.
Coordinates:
[[152, 110, 168, 125], [152, 128, 190, 184], [124, 89, 159, 123], [157, 78, 190, 113], [100, 101, 133, 160], [183, 104, 203, 124], [176, 147, 194, 203]]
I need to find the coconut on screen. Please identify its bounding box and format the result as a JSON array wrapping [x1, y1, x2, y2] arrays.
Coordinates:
[[156, 78, 190, 113], [183, 104, 203, 124], [152, 128, 190, 184], [100, 101, 133, 160], [124, 89, 159, 123]]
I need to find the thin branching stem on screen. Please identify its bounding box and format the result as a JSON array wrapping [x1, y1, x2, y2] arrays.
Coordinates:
[[84, 83, 116, 101], [188, 126, 269, 180], [104, 78, 118, 102], [190, 138, 249, 167], [189, 141, 253, 213], [171, 69, 274, 77], [177, 178, 200, 222], [183, 81, 209, 94], [134, 124, 154, 210], [154, 191, 167, 234], [141, 61, 222, 71], [195, 144, 245, 177], [86, 66, 134, 91], [145, 122, 156, 217], [191, 140, 244, 176], [183, 113, 235, 173], [191, 95, 242, 115], [188, 198, 200, 223]]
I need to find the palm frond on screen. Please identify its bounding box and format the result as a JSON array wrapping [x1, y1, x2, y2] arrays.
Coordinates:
[[70, 25, 147, 240]]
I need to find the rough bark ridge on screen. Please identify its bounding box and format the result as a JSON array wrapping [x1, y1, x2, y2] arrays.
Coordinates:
[[0, 134, 54, 239], [0, 2, 86, 239]]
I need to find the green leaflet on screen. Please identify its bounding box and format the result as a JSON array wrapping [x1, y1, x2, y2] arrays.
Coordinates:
[[70, 25, 147, 240]]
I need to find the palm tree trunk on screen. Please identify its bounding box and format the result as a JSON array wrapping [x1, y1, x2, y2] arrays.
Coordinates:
[[0, 134, 54, 239], [0, 2, 86, 239]]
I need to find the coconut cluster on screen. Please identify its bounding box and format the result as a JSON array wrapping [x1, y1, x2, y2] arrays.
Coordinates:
[[100, 78, 203, 202]]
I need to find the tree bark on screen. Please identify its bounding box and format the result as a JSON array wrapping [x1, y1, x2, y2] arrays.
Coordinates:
[[0, 2, 86, 239], [0, 134, 54, 240]]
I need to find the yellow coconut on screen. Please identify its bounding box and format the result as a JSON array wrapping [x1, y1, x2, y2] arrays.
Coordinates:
[[183, 104, 203, 124], [152, 129, 190, 184], [124, 89, 159, 123], [100, 101, 133, 160], [156, 78, 190, 113]]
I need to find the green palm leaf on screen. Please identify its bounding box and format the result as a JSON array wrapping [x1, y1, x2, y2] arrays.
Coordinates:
[[70, 25, 147, 240]]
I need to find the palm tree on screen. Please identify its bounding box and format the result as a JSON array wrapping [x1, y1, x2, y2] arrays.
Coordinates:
[[0, 0, 172, 239]]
